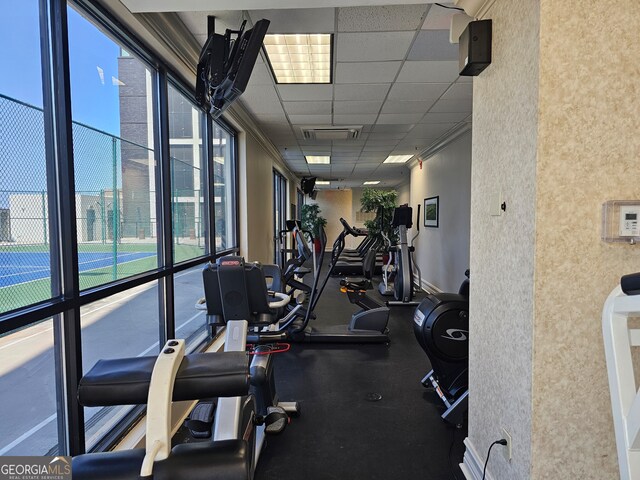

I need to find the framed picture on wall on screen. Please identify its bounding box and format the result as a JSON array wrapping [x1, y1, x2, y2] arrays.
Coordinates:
[[424, 196, 439, 228]]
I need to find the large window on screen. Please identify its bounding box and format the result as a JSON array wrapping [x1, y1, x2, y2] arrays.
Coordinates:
[[69, 9, 159, 290], [273, 170, 288, 264], [0, 0, 239, 457], [174, 263, 209, 352], [0, 1, 52, 313], [213, 124, 236, 252], [168, 84, 206, 264], [0, 319, 59, 455], [80, 282, 161, 450]]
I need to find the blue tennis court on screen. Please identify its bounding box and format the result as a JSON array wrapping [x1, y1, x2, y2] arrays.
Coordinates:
[[0, 251, 155, 287]]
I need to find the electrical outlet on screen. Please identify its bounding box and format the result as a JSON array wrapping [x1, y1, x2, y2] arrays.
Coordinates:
[[501, 427, 512, 461]]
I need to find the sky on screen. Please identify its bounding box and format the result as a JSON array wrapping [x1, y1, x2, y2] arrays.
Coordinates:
[[0, 1, 128, 206]]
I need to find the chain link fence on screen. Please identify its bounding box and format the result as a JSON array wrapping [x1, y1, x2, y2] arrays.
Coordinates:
[[1, 94, 207, 313]]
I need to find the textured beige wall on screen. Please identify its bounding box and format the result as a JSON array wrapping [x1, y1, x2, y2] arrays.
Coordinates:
[[530, 1, 640, 478], [312, 189, 354, 249], [238, 132, 299, 264], [468, 0, 540, 478]]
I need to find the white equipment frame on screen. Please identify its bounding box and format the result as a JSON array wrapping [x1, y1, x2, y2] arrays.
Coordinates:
[[603, 284, 640, 480]]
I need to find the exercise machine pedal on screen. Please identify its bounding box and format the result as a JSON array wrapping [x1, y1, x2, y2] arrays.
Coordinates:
[[263, 406, 289, 435], [184, 399, 217, 438]]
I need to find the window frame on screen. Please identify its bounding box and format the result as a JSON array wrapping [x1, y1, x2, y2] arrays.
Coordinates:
[[0, 0, 241, 456]]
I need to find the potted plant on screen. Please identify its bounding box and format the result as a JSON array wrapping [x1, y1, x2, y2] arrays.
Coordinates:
[[360, 188, 398, 258], [301, 204, 328, 254]]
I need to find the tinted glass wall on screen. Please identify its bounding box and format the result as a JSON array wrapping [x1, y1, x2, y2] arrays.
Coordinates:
[[0, 0, 239, 456]]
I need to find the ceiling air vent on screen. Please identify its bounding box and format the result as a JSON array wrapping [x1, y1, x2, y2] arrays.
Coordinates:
[[301, 126, 362, 141]]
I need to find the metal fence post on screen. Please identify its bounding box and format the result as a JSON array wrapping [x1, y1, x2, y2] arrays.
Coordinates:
[[42, 189, 47, 245], [112, 137, 118, 281]]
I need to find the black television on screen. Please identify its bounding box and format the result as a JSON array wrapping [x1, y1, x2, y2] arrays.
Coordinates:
[[196, 19, 270, 119], [301, 177, 316, 195]]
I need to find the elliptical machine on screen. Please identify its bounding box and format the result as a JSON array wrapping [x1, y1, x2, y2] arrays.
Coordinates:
[[413, 270, 469, 426], [384, 204, 422, 307]]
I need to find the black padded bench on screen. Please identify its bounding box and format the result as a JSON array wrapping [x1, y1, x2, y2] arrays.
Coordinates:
[[72, 350, 251, 480]]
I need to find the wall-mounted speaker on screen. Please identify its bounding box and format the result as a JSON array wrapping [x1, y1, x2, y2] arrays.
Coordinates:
[[459, 19, 492, 76]]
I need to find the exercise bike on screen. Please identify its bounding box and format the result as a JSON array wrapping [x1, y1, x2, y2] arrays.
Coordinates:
[[413, 270, 469, 426]]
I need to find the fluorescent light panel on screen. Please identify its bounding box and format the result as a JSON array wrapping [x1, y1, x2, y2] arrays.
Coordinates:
[[264, 34, 331, 84], [305, 155, 330, 164], [363, 181, 380, 185], [383, 155, 414, 164], [315, 180, 330, 185]]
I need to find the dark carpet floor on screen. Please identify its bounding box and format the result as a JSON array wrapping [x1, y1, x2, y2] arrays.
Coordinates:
[[255, 274, 467, 480]]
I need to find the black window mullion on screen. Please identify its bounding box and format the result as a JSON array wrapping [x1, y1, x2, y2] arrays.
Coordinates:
[[157, 71, 174, 344], [231, 132, 240, 250], [40, 0, 84, 456]]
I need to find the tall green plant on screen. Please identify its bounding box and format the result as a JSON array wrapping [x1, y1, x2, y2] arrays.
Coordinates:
[[360, 188, 398, 246], [301, 204, 327, 238]]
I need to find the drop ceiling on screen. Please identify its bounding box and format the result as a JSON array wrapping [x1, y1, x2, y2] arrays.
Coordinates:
[[155, 3, 473, 188]]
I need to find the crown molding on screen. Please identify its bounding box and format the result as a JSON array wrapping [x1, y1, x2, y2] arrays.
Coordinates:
[[408, 121, 472, 169]]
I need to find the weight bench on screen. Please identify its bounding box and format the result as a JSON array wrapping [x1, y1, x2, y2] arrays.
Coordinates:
[[72, 341, 251, 480]]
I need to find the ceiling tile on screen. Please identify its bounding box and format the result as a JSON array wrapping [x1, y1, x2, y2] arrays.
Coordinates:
[[406, 123, 458, 138], [386, 82, 450, 101], [422, 5, 456, 30], [239, 85, 281, 114], [407, 30, 458, 61], [278, 84, 333, 101], [396, 61, 460, 83], [428, 98, 472, 113], [366, 132, 407, 140], [336, 62, 401, 84], [337, 32, 415, 62], [254, 112, 288, 124], [441, 82, 473, 99], [391, 147, 423, 155], [283, 101, 332, 115], [334, 84, 391, 100], [362, 145, 394, 152], [334, 100, 383, 115], [331, 145, 362, 152], [372, 124, 415, 133], [381, 100, 436, 114], [420, 112, 469, 123], [288, 111, 329, 123], [250, 9, 335, 33], [332, 138, 366, 145], [333, 114, 379, 124], [247, 61, 274, 86], [377, 113, 424, 124], [338, 5, 427, 32]]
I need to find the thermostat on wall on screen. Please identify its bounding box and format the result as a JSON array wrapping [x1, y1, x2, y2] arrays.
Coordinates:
[[602, 200, 640, 244]]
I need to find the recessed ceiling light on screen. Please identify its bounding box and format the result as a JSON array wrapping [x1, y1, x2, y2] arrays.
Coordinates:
[[316, 180, 330, 185], [264, 34, 332, 84], [305, 155, 330, 164], [363, 181, 380, 185], [383, 155, 414, 164]]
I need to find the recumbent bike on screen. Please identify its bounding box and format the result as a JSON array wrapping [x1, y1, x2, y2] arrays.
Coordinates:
[[72, 256, 299, 480]]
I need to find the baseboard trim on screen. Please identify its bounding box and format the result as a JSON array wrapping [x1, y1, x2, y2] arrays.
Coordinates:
[[414, 274, 442, 294], [461, 437, 493, 480]]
